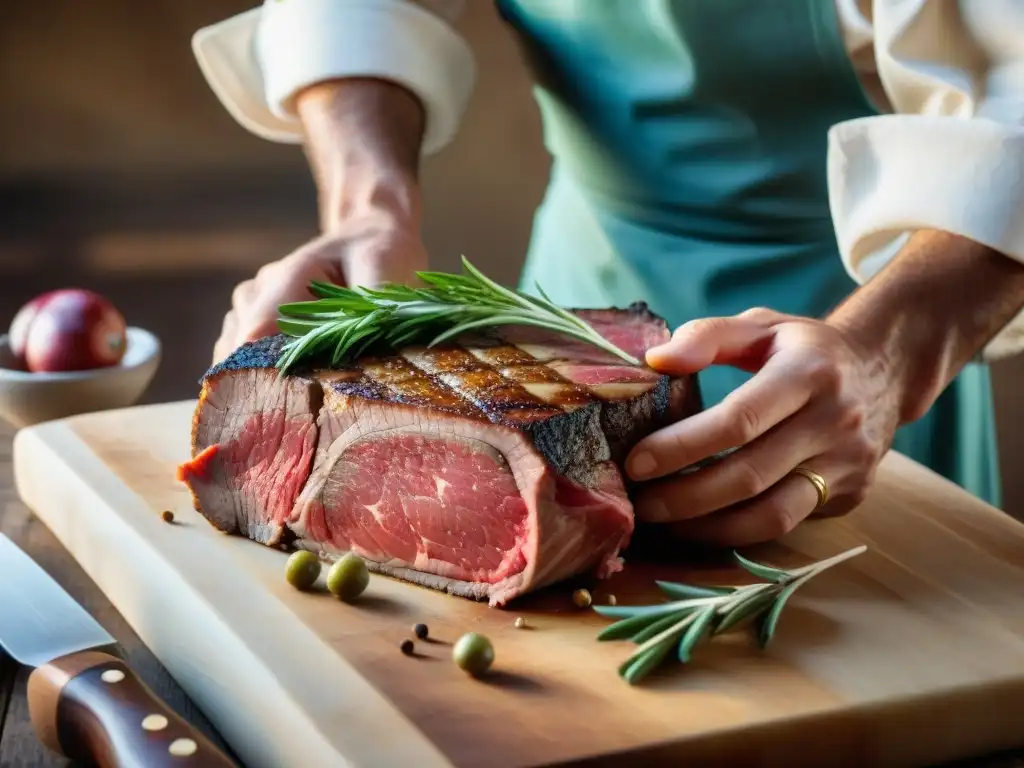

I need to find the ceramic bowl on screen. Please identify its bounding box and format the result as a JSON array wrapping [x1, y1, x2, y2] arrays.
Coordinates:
[[0, 327, 161, 428]]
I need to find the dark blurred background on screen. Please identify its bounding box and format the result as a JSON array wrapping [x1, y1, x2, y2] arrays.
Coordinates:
[[2, 0, 1022, 513]]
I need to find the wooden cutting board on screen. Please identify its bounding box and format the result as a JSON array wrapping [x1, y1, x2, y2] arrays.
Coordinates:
[[12, 400, 1024, 768]]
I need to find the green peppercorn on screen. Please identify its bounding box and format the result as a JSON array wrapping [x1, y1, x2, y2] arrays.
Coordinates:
[[326, 553, 370, 601], [413, 623, 429, 640], [572, 588, 592, 608], [285, 550, 321, 591], [452, 632, 494, 678]]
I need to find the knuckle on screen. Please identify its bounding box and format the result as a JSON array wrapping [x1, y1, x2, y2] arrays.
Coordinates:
[[231, 280, 253, 307], [759, 500, 797, 539], [733, 458, 769, 497], [254, 259, 276, 279], [682, 316, 727, 338], [724, 397, 761, 444], [802, 352, 843, 394], [739, 306, 777, 324], [848, 433, 878, 466], [282, 249, 314, 270], [286, 240, 331, 269], [837, 400, 867, 432]]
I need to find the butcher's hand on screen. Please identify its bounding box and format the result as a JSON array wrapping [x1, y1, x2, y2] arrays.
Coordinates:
[[212, 223, 427, 364], [622, 231, 1024, 548], [622, 308, 901, 547], [212, 76, 430, 364]]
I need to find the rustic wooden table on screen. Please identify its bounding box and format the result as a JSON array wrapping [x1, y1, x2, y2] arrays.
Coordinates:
[[0, 415, 1022, 768]]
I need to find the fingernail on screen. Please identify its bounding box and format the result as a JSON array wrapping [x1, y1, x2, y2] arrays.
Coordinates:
[[628, 451, 657, 479]]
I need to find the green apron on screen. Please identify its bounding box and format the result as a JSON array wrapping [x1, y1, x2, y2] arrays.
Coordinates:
[[496, 0, 1002, 507]]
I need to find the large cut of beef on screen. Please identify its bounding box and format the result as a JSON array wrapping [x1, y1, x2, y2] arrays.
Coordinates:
[[177, 304, 702, 606]]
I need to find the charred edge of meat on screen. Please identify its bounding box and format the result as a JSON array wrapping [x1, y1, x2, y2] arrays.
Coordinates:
[[676, 371, 704, 419], [599, 376, 670, 464], [200, 332, 349, 383], [518, 402, 608, 487], [202, 334, 289, 383]]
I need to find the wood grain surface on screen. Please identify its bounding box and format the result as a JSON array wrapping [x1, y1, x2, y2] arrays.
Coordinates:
[[9, 402, 1024, 768], [0, 416, 235, 768]]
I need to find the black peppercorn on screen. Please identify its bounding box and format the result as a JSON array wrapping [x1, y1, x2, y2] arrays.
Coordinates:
[[400, 638, 415, 656], [413, 623, 429, 640]]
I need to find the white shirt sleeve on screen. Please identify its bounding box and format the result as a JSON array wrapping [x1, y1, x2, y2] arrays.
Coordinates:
[[828, 0, 1024, 360], [191, 0, 474, 155]]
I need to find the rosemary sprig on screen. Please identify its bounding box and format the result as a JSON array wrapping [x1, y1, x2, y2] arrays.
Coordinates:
[[274, 255, 640, 373], [594, 545, 867, 685]]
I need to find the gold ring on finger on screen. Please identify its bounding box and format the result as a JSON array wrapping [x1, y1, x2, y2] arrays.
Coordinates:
[[792, 466, 829, 513]]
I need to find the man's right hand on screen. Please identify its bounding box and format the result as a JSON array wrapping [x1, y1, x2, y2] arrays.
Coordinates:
[[212, 76, 431, 364], [213, 219, 428, 364]]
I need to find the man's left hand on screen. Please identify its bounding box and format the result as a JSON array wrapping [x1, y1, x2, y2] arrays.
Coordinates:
[[624, 307, 905, 546]]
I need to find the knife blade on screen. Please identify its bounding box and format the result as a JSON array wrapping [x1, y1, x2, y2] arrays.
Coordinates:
[[0, 534, 236, 768]]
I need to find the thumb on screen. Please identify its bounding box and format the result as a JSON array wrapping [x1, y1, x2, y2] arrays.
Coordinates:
[[646, 315, 777, 374]]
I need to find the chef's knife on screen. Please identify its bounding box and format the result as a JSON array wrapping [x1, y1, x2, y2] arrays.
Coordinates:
[[0, 534, 236, 767]]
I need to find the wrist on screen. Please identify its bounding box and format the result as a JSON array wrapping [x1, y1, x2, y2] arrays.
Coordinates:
[[826, 232, 964, 425], [296, 78, 425, 234], [828, 293, 941, 426], [828, 229, 1024, 424], [319, 167, 423, 237]]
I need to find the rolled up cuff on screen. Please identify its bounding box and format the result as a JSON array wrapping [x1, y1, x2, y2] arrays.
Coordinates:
[[828, 114, 1024, 360], [192, 0, 475, 155]]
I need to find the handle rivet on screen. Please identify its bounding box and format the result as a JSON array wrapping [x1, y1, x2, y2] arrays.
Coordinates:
[[100, 670, 125, 684], [142, 714, 169, 731], [169, 738, 198, 757]]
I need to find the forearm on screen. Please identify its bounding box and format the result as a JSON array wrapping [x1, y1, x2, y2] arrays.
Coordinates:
[[828, 230, 1024, 423], [295, 78, 426, 234]]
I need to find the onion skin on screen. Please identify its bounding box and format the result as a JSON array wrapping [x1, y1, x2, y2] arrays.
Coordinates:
[[9, 290, 127, 373]]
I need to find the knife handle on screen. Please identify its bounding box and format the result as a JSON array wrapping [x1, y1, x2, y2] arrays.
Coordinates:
[[26, 650, 236, 768]]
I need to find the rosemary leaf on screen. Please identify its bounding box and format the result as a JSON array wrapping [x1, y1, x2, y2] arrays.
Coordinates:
[[712, 587, 778, 635], [733, 552, 791, 583], [592, 596, 721, 620], [631, 611, 694, 644], [596, 613, 671, 642], [656, 581, 735, 600], [630, 612, 700, 658], [276, 319, 321, 336], [756, 567, 825, 648], [678, 605, 717, 662], [618, 612, 699, 684], [620, 642, 674, 685]]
